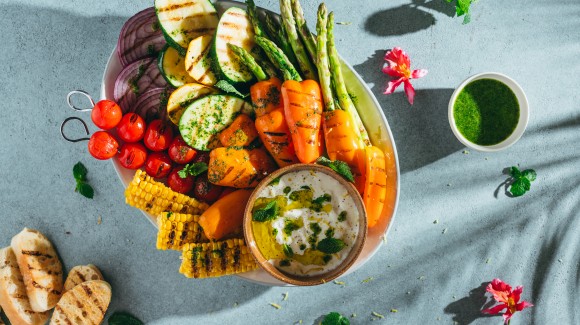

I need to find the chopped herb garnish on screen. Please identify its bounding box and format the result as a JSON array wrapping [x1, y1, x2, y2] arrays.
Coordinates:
[[371, 311, 385, 319], [283, 292, 289, 301], [73, 162, 94, 199], [252, 201, 279, 222], [282, 244, 294, 257], [272, 228, 278, 236], [323, 255, 332, 264], [269, 177, 281, 186], [362, 277, 374, 283], [270, 303, 282, 309], [316, 157, 354, 182], [325, 228, 335, 238], [301, 185, 311, 190], [283, 221, 300, 236], [283, 186, 291, 194], [279, 259, 291, 267], [338, 211, 347, 222], [299, 244, 306, 250], [178, 162, 208, 178], [289, 189, 313, 202], [317, 238, 346, 254]]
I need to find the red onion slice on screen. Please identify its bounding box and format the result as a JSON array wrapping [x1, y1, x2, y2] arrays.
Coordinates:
[[116, 7, 166, 67], [132, 87, 172, 123], [114, 58, 168, 113]]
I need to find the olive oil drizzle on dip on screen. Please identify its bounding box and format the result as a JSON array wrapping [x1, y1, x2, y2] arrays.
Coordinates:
[[252, 170, 359, 276]]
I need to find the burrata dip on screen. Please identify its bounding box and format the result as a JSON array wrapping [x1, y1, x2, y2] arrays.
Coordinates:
[[251, 170, 359, 276]]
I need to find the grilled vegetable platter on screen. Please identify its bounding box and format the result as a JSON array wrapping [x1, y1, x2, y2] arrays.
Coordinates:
[[94, 0, 398, 283]]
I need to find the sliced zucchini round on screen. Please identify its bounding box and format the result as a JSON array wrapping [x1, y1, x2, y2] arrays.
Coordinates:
[[212, 7, 255, 84], [158, 46, 195, 88], [179, 94, 252, 151], [167, 83, 217, 125], [154, 0, 219, 54], [185, 35, 217, 86]]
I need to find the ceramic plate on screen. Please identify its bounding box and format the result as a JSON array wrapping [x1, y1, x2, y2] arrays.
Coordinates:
[[101, 1, 400, 286]]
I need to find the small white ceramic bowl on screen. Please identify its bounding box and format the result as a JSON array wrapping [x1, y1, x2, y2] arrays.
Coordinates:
[[448, 72, 529, 152]]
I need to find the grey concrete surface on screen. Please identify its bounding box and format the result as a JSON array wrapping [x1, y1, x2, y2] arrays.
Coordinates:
[[0, 0, 578, 324]]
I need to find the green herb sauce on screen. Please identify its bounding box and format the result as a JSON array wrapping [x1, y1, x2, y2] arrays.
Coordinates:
[[453, 79, 519, 145]]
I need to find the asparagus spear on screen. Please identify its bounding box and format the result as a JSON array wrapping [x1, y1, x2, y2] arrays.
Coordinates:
[[316, 4, 335, 111], [246, 0, 266, 37], [292, 0, 317, 62], [255, 36, 302, 81], [228, 43, 268, 81], [264, 13, 300, 71], [280, 0, 318, 80], [327, 11, 370, 145]]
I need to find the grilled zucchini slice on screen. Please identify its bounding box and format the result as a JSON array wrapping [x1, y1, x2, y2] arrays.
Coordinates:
[[185, 35, 217, 86]]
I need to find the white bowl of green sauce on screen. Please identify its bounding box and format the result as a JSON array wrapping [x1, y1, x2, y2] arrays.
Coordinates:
[[448, 72, 529, 152]]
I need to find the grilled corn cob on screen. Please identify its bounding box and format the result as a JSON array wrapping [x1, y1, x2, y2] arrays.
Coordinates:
[[179, 239, 258, 278], [157, 212, 207, 250], [125, 169, 209, 215]]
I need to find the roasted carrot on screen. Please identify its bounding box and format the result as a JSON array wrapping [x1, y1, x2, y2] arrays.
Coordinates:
[[219, 114, 259, 147], [208, 147, 277, 188], [323, 109, 365, 191], [250, 78, 300, 167], [363, 146, 388, 228], [198, 189, 253, 240], [281, 79, 324, 163]]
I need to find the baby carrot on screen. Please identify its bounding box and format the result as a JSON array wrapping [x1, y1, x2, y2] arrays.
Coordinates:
[[281, 79, 324, 163]]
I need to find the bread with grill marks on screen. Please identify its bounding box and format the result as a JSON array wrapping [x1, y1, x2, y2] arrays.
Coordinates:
[[50, 280, 111, 325]]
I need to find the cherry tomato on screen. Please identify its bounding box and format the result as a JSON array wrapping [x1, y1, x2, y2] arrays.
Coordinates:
[[167, 166, 195, 194], [193, 151, 210, 164], [193, 173, 223, 203], [117, 113, 145, 143], [145, 152, 173, 178], [91, 100, 122, 130], [168, 136, 197, 164], [118, 142, 147, 169], [88, 131, 118, 160], [144, 119, 174, 152], [217, 187, 236, 200]]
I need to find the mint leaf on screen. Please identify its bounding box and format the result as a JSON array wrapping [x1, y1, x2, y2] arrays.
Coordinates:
[[510, 178, 530, 197], [322, 312, 350, 325], [178, 162, 208, 178], [108, 312, 144, 325], [73, 162, 88, 181], [76, 182, 94, 199], [214, 80, 249, 98], [316, 157, 355, 182], [317, 238, 346, 254], [522, 169, 537, 182], [509, 166, 521, 178], [268, 177, 281, 186], [252, 201, 279, 222]]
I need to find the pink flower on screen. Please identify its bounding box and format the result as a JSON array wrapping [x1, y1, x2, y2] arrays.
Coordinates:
[[482, 278, 533, 324], [382, 47, 428, 105]]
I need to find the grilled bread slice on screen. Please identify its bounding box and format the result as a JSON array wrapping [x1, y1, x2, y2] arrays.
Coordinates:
[[0, 247, 50, 325], [50, 280, 111, 325], [10, 228, 63, 312], [63, 265, 103, 292]]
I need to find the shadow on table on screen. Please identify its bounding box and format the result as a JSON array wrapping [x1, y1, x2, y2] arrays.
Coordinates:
[[353, 50, 463, 173], [364, 0, 456, 36], [444, 282, 496, 325]]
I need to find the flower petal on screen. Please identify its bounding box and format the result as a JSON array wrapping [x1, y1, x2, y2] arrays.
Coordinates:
[[516, 301, 533, 311], [487, 279, 511, 303], [411, 69, 428, 79], [511, 286, 523, 303], [382, 64, 404, 78], [384, 77, 405, 94], [502, 310, 514, 324], [482, 304, 507, 315], [403, 80, 416, 105]]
